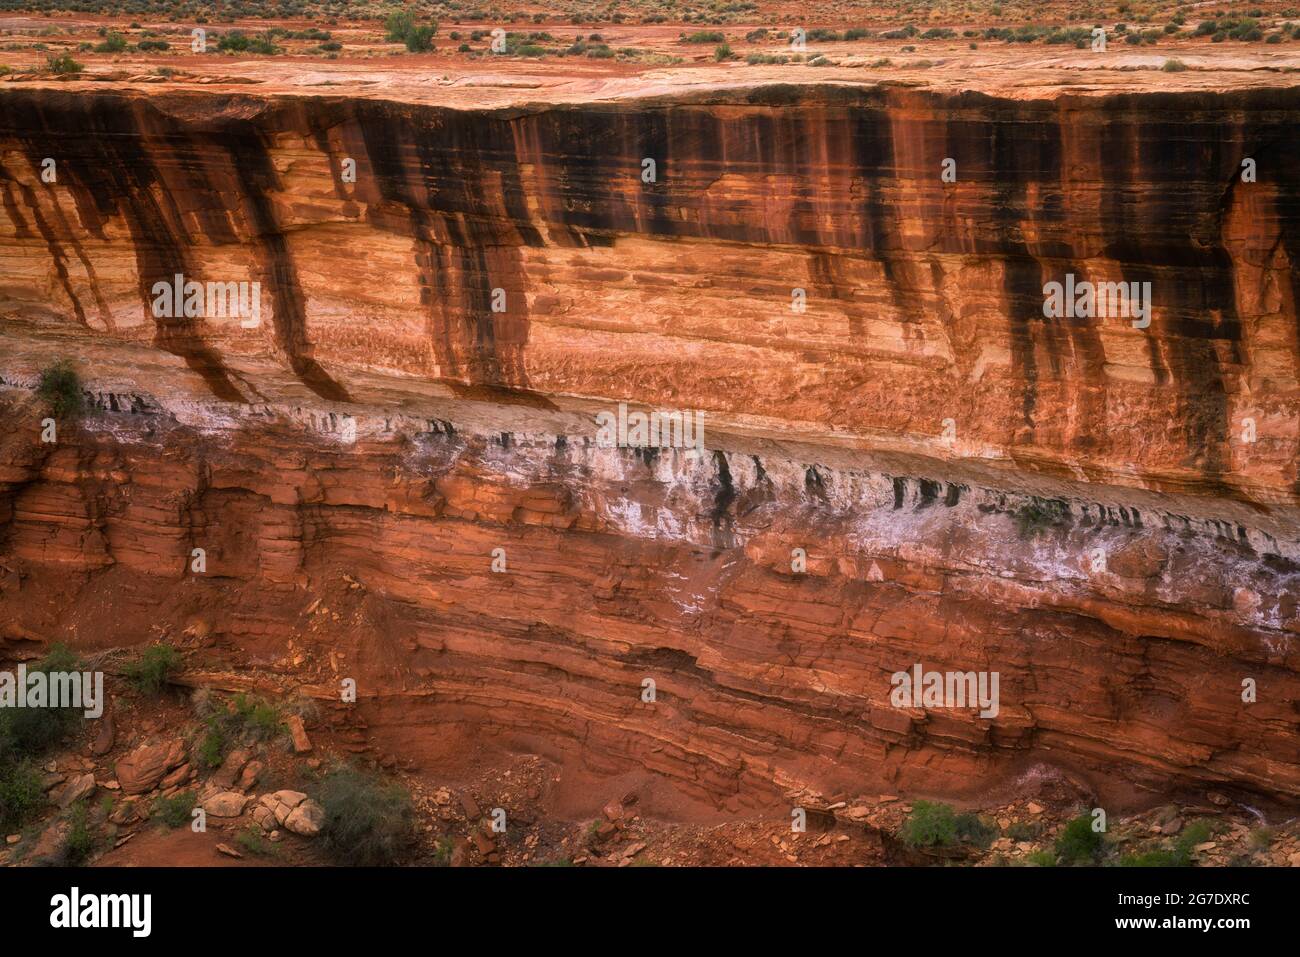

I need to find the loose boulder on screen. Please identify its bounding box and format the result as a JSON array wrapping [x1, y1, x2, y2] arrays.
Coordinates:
[[114, 738, 187, 795]]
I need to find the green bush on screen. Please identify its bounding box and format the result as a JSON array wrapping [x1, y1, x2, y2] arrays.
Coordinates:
[[64, 801, 97, 863], [683, 30, 725, 43], [0, 761, 46, 832], [1055, 813, 1104, 863], [36, 359, 84, 418], [714, 43, 733, 60], [44, 54, 82, 74], [1012, 498, 1071, 539], [405, 25, 435, 52], [1115, 824, 1213, 869], [231, 693, 282, 741], [1162, 58, 1189, 71], [898, 800, 958, 847], [0, 644, 84, 762], [235, 824, 276, 857], [217, 32, 281, 55], [198, 721, 226, 768], [194, 690, 283, 769], [124, 643, 181, 695], [94, 32, 127, 53], [317, 765, 415, 865], [385, 9, 416, 42], [151, 791, 195, 829]]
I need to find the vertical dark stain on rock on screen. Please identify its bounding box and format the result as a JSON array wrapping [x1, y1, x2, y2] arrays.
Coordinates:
[[355, 101, 534, 389], [220, 120, 351, 402], [1099, 99, 1234, 487], [8, 93, 245, 402]]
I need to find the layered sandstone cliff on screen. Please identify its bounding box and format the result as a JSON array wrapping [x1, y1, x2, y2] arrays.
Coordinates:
[[0, 79, 1297, 812]]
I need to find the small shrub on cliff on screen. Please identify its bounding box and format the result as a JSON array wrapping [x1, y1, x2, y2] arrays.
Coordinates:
[[1162, 58, 1189, 71], [714, 43, 733, 60], [36, 359, 84, 418], [124, 642, 181, 695], [1054, 813, 1104, 863], [45, 53, 84, 74], [899, 800, 958, 847], [317, 765, 415, 866], [1012, 498, 1071, 539]]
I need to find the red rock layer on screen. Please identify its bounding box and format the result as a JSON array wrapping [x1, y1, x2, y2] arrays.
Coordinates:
[[0, 83, 1297, 811], [0, 86, 1298, 504], [0, 388, 1294, 810]]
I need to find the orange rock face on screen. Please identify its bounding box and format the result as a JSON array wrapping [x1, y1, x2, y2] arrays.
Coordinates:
[[0, 80, 1298, 811]]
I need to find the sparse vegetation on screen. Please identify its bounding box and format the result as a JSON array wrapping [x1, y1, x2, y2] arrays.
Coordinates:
[[316, 765, 415, 866], [383, 8, 436, 51], [1249, 826, 1274, 850], [216, 31, 281, 55], [93, 31, 126, 53], [0, 760, 45, 833], [0, 644, 84, 761], [198, 719, 227, 769], [151, 791, 195, 829], [1055, 813, 1104, 863], [384, 9, 416, 42], [63, 801, 98, 863], [36, 359, 84, 418], [899, 800, 958, 847], [193, 691, 283, 768], [954, 811, 998, 849], [123, 642, 181, 695], [1118, 820, 1215, 867], [45, 53, 84, 74], [1012, 498, 1071, 539], [1005, 821, 1041, 842], [404, 24, 435, 52], [235, 824, 277, 857]]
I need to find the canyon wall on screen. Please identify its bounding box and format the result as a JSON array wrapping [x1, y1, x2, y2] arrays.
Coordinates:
[[0, 82, 1297, 811]]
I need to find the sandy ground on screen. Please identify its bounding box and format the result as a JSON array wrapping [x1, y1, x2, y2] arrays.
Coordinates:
[[1, 11, 1299, 106]]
